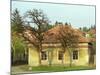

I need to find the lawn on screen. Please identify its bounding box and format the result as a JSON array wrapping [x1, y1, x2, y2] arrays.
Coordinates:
[[11, 65, 96, 75], [31, 65, 96, 72]]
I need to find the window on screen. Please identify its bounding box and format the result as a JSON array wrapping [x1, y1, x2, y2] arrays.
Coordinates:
[[73, 50, 78, 60], [41, 51, 47, 60], [58, 51, 63, 60]]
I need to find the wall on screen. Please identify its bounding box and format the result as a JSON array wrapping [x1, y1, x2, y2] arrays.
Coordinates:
[[28, 46, 39, 66], [72, 43, 89, 66], [28, 43, 89, 66]]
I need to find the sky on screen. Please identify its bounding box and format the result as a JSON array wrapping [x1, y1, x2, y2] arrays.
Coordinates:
[[12, 1, 96, 28]]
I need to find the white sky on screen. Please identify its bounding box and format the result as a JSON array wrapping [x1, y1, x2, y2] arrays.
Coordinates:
[[12, 1, 95, 28]]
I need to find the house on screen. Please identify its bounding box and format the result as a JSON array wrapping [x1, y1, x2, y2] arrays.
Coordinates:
[[24, 25, 95, 66]]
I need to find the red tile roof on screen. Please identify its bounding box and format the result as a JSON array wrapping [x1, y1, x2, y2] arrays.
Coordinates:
[[24, 25, 91, 43], [44, 25, 90, 43]]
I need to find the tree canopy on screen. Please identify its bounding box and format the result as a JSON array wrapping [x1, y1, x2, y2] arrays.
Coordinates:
[[11, 9, 25, 33]]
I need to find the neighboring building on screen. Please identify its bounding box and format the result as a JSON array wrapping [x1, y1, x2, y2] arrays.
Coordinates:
[[24, 25, 95, 66]]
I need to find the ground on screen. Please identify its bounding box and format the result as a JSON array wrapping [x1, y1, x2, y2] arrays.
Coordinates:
[[11, 65, 95, 75]]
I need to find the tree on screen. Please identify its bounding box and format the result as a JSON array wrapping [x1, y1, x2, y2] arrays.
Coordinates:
[[82, 27, 89, 32], [55, 21, 63, 25], [65, 22, 68, 25], [26, 9, 50, 65], [12, 32, 27, 63], [79, 27, 82, 31], [11, 9, 28, 64], [88, 42, 96, 65], [47, 24, 54, 29], [57, 25, 79, 66], [55, 21, 59, 25], [11, 9, 24, 33]]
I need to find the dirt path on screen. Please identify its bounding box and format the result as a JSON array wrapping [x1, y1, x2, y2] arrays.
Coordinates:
[[11, 65, 50, 75], [11, 65, 30, 74]]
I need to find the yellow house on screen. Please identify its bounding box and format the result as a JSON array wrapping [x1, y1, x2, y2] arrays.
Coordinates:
[[24, 25, 94, 66]]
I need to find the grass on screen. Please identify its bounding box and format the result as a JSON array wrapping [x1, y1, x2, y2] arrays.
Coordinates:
[[31, 65, 96, 72], [11, 65, 96, 74]]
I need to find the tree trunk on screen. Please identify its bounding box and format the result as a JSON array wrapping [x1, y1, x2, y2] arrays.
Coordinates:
[[38, 50, 41, 65], [62, 55, 64, 65], [38, 41, 42, 65], [68, 49, 72, 67], [62, 48, 65, 65], [48, 51, 51, 66], [69, 52, 72, 67], [11, 43, 16, 63], [62, 52, 65, 65]]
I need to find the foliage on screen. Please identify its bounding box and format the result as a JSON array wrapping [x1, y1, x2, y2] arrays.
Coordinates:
[[11, 9, 27, 63], [65, 22, 68, 25], [26, 9, 50, 64], [12, 32, 26, 55], [57, 25, 79, 66], [58, 26, 79, 51], [11, 8, 24, 33], [55, 21, 63, 25], [26, 9, 49, 45], [79, 25, 96, 32], [47, 24, 55, 29], [92, 42, 96, 54]]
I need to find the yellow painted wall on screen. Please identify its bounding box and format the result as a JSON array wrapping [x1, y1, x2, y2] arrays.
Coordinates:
[[28, 46, 39, 66], [72, 48, 89, 66], [28, 43, 89, 66]]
